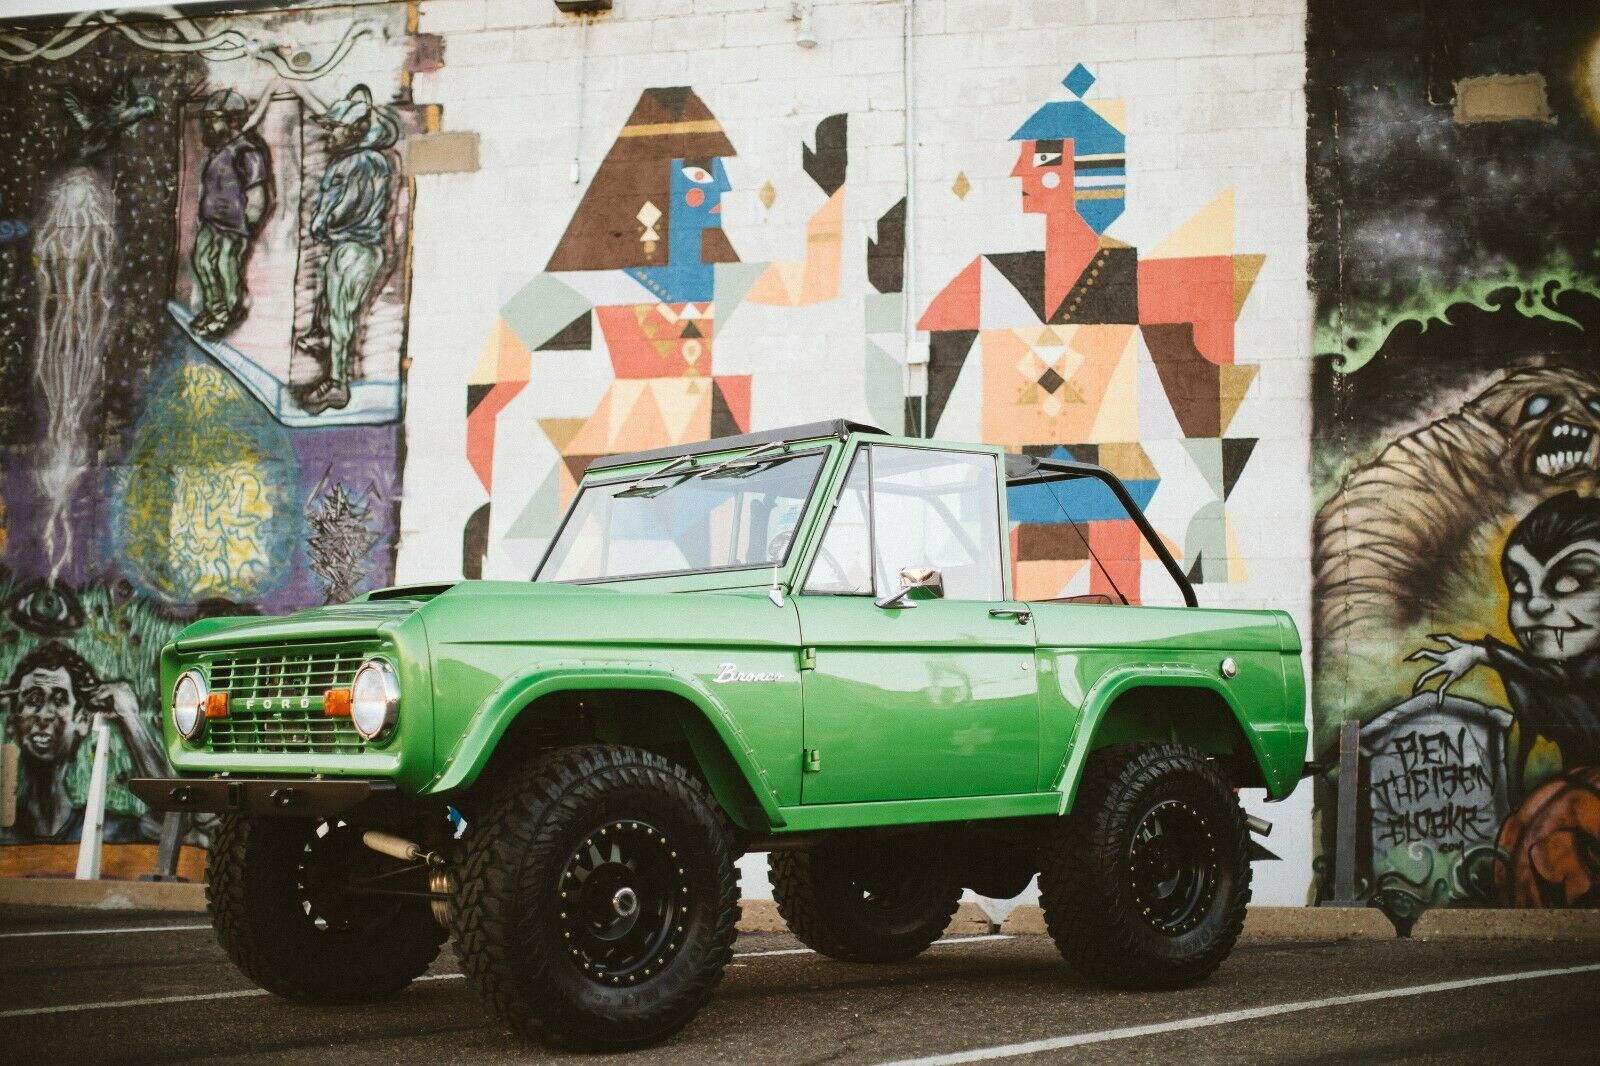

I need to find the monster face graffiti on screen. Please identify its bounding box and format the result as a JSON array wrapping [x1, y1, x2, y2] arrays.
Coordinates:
[[1521, 391, 1600, 480], [1412, 492, 1600, 779]]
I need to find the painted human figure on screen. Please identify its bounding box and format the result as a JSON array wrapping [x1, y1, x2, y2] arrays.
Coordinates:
[[918, 65, 1261, 603], [1411, 491, 1600, 791], [1, 642, 172, 843], [297, 85, 398, 416], [190, 89, 271, 339], [464, 88, 846, 573]]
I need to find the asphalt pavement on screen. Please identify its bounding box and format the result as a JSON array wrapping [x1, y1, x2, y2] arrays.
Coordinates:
[[2, 904, 1597, 1064]]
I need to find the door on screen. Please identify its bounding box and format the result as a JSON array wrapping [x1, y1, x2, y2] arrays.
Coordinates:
[[796, 445, 1040, 803]]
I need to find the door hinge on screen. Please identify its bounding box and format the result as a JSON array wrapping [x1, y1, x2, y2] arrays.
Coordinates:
[[800, 647, 816, 671], [803, 748, 821, 773]]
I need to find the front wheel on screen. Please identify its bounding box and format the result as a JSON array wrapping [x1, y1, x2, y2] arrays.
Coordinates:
[[452, 745, 740, 1049], [1039, 742, 1250, 989], [206, 814, 446, 1003]]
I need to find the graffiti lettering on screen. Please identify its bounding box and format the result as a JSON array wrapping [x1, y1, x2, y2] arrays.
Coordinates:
[[1373, 801, 1499, 848]]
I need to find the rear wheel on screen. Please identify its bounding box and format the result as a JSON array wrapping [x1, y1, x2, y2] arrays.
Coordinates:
[[770, 838, 961, 963], [452, 744, 739, 1049], [207, 814, 446, 1003], [1039, 742, 1249, 989]]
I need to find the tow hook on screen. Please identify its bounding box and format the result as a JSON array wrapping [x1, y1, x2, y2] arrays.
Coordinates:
[[362, 831, 455, 927]]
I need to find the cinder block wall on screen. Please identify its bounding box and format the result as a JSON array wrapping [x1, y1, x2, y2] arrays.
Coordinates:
[[0, 1, 1316, 902]]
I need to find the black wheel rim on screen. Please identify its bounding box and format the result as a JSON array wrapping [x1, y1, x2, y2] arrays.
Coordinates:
[[1127, 799, 1217, 936], [557, 819, 685, 985], [296, 821, 406, 934]]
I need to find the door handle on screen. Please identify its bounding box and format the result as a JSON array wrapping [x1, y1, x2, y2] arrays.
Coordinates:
[[988, 607, 1032, 624]]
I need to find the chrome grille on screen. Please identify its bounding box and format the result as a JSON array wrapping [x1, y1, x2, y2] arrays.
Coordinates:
[[204, 645, 370, 754]]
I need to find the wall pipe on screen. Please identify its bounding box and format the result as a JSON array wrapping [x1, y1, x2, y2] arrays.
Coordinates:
[[901, 1, 924, 436]]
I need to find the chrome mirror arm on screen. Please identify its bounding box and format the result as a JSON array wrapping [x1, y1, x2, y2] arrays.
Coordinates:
[[875, 586, 917, 610]]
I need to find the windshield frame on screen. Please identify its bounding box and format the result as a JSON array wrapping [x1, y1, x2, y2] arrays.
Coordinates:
[[532, 445, 833, 585]]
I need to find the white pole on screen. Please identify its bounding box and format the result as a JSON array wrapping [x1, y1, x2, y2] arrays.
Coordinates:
[[901, 0, 927, 435], [74, 714, 111, 881], [1, 741, 17, 828]]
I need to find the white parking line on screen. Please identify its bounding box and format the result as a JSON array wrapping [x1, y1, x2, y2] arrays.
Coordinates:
[[0, 923, 212, 939], [734, 934, 1012, 959], [874, 962, 1600, 1065], [0, 973, 465, 1020], [0, 934, 1013, 1019]]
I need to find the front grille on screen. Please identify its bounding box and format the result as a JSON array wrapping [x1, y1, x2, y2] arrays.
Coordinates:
[[204, 644, 371, 754]]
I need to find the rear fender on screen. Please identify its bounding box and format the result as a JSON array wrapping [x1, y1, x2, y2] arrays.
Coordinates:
[[1052, 663, 1279, 813]]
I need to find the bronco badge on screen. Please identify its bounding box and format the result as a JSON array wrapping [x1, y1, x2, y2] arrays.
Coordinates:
[[712, 663, 784, 683]]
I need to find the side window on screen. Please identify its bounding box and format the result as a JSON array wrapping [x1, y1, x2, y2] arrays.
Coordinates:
[[869, 447, 1004, 602], [802, 452, 873, 594], [1005, 473, 1187, 607]]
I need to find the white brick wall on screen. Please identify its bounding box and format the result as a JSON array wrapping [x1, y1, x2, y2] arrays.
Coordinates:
[[403, 0, 1312, 904]]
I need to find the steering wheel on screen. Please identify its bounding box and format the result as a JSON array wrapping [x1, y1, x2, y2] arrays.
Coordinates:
[[811, 545, 858, 591], [767, 531, 856, 590]]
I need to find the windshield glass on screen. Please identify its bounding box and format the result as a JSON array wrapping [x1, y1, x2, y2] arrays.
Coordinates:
[[537, 451, 826, 582]]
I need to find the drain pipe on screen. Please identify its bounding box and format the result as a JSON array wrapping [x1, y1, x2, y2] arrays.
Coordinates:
[[901, 0, 926, 436], [572, 13, 591, 184]]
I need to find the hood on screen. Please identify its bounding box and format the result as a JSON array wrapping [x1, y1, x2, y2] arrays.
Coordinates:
[[174, 597, 427, 651]]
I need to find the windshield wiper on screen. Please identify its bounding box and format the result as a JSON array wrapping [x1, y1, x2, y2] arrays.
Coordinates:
[[614, 453, 698, 498], [694, 441, 790, 479], [616, 441, 790, 499]]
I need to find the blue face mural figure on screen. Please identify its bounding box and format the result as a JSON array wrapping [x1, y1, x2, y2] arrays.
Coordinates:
[[631, 156, 731, 304], [1009, 64, 1127, 236]]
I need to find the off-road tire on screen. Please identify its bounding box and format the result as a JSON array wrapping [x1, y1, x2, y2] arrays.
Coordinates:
[[770, 841, 962, 963], [207, 814, 446, 1004], [1039, 742, 1249, 989], [452, 744, 740, 1049]]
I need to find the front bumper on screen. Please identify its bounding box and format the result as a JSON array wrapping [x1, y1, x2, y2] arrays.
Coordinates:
[[129, 777, 395, 818]]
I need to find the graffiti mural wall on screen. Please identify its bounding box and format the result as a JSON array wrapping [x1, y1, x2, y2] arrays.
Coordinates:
[[0, 2, 1311, 896], [1310, 0, 1600, 920], [0, 4, 421, 874], [456, 67, 1276, 613]]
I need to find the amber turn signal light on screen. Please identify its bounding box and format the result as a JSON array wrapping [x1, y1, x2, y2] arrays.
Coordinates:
[[324, 689, 353, 718], [204, 692, 230, 719]]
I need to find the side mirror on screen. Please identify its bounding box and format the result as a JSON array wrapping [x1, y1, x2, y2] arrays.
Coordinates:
[[875, 568, 945, 609]]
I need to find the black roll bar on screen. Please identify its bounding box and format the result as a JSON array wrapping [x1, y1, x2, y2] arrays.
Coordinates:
[[1003, 454, 1198, 608]]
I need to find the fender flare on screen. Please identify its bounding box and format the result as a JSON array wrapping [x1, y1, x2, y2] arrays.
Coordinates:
[[1052, 663, 1279, 814], [422, 660, 785, 828]]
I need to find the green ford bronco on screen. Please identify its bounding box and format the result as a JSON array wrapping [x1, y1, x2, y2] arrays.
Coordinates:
[[133, 420, 1306, 1049]]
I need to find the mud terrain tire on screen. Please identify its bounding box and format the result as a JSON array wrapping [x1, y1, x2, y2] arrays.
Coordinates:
[[453, 745, 739, 1049], [207, 814, 445, 1004], [770, 839, 962, 963], [1039, 742, 1250, 989]]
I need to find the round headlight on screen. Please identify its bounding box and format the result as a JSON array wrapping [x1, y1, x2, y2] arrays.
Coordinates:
[[350, 660, 399, 741], [173, 670, 207, 741]]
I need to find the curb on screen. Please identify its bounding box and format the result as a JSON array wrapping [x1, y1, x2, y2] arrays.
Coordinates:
[[992, 904, 1396, 940], [6, 879, 1596, 941], [0, 877, 208, 912], [1411, 907, 1600, 940]]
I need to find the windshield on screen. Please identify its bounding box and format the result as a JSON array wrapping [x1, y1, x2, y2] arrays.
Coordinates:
[[537, 451, 827, 582]]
